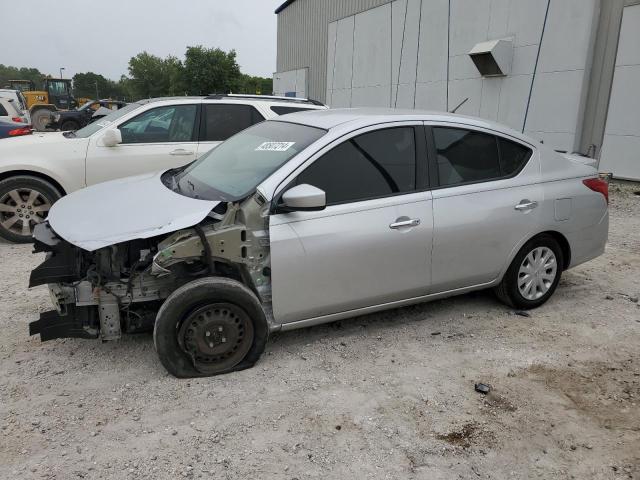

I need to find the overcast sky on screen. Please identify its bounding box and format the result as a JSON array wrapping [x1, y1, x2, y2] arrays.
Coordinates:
[[0, 0, 283, 80]]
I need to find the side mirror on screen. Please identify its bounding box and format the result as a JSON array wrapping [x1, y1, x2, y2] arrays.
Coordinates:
[[282, 184, 326, 212], [102, 129, 122, 147]]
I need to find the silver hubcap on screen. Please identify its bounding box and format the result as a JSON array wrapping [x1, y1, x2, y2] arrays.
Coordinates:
[[0, 188, 51, 237], [517, 247, 557, 300]]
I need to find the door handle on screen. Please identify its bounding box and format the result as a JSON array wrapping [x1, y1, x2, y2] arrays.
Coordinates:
[[389, 218, 421, 230], [170, 149, 194, 156], [514, 200, 538, 211]]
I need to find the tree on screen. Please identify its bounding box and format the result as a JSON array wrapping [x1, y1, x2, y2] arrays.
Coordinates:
[[127, 52, 185, 99], [73, 72, 125, 100], [0, 64, 44, 88], [237, 74, 273, 95], [183, 46, 242, 95]]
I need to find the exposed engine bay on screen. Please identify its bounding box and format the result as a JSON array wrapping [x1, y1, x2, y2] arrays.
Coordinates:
[[29, 193, 273, 342]]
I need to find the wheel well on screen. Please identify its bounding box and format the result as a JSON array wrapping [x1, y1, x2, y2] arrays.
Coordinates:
[[0, 171, 66, 197], [537, 231, 571, 270]]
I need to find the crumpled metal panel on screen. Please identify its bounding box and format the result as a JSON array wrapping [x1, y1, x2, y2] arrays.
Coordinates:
[[46, 170, 219, 251]]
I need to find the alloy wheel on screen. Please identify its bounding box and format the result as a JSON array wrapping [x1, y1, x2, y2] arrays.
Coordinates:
[[0, 188, 52, 238]]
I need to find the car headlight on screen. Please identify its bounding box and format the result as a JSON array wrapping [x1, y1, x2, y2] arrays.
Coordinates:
[[52, 113, 61, 122]]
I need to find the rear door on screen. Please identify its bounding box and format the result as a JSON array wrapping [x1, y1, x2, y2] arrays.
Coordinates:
[[195, 103, 265, 157], [269, 123, 433, 324], [427, 124, 541, 292], [85, 103, 199, 185]]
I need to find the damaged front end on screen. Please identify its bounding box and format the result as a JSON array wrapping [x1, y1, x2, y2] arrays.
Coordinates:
[[29, 193, 273, 343]]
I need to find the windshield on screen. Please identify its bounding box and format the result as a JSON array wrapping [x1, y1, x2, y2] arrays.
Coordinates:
[[78, 101, 94, 111], [176, 121, 325, 201], [73, 102, 141, 138]]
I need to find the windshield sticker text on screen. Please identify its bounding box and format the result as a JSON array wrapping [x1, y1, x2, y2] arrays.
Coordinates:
[[255, 142, 296, 152]]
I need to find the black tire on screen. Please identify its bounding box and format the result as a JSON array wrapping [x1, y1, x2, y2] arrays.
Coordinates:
[[60, 120, 80, 131], [153, 277, 269, 378], [31, 109, 53, 132], [0, 175, 62, 243], [494, 234, 564, 309]]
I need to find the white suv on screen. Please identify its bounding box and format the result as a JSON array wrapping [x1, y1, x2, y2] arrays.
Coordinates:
[[0, 95, 327, 242], [0, 89, 29, 123]]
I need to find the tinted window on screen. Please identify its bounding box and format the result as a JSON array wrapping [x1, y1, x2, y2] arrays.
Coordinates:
[[119, 105, 197, 144], [0, 104, 7, 116], [270, 106, 316, 115], [203, 104, 264, 141], [499, 137, 532, 175], [297, 127, 416, 205], [433, 127, 500, 186]]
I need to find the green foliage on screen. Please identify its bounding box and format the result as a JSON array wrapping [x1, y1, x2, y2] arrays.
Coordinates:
[[238, 74, 273, 95], [1, 45, 272, 103], [0, 64, 44, 88], [72, 72, 124, 100], [127, 52, 185, 99], [183, 46, 241, 95]]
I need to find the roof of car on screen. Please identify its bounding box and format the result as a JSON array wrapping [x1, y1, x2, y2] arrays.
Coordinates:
[[275, 108, 537, 145], [135, 95, 326, 108]]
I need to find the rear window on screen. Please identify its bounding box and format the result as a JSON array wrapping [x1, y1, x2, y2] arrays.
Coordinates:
[[270, 106, 318, 115]]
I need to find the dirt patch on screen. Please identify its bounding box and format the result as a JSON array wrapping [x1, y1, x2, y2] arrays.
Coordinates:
[[437, 422, 478, 448], [524, 358, 640, 431]]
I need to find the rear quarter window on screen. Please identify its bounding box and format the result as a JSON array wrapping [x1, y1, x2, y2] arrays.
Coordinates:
[[498, 137, 533, 176], [0, 104, 7, 116], [270, 106, 318, 115]]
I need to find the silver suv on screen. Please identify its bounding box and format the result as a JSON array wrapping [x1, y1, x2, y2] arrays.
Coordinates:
[[30, 109, 608, 378]]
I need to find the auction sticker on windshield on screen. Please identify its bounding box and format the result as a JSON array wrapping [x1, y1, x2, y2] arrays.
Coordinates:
[[255, 142, 295, 152]]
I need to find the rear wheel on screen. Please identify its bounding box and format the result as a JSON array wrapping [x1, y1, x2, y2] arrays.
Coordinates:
[[0, 176, 61, 243], [154, 277, 269, 378], [494, 234, 564, 309]]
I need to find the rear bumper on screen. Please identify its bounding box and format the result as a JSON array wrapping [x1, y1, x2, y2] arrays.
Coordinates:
[[567, 209, 609, 269]]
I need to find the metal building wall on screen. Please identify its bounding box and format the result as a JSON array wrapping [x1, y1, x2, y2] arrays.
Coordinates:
[[276, 0, 393, 102]]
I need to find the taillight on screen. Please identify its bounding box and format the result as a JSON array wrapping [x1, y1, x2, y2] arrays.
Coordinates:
[[11, 117, 25, 123], [582, 178, 609, 204], [8, 126, 32, 137]]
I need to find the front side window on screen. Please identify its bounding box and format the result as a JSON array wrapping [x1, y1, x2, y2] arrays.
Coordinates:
[[433, 127, 501, 186], [119, 105, 197, 144], [202, 104, 263, 142], [74, 102, 141, 138], [296, 127, 416, 205]]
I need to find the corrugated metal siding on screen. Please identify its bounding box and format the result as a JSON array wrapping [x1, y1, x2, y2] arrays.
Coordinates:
[[277, 0, 393, 102]]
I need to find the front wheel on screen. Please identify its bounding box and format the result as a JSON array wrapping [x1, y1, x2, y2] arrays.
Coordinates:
[[494, 234, 564, 309], [0, 176, 61, 243], [153, 277, 269, 378], [31, 109, 54, 132]]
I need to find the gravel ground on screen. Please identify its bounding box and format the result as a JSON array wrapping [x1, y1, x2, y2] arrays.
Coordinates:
[[1, 182, 639, 480]]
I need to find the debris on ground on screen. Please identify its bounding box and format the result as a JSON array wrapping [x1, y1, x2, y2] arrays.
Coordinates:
[[475, 383, 491, 394]]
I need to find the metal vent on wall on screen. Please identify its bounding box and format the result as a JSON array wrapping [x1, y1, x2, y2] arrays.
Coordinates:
[[469, 39, 513, 77]]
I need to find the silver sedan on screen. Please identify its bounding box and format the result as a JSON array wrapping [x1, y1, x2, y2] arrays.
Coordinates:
[[30, 109, 609, 377]]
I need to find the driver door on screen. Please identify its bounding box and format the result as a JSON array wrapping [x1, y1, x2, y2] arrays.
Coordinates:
[[85, 103, 199, 186]]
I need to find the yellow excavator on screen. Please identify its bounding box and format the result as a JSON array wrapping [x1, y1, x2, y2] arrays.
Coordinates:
[[6, 78, 78, 131]]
